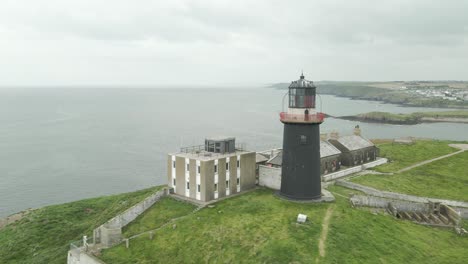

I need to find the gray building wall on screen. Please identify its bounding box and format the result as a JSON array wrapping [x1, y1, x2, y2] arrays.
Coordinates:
[[228, 156, 237, 194], [201, 160, 215, 202], [240, 152, 256, 191], [258, 165, 281, 190], [168, 152, 256, 202], [218, 158, 226, 198], [167, 155, 172, 187], [175, 156, 185, 196], [321, 154, 341, 174], [189, 159, 196, 199]]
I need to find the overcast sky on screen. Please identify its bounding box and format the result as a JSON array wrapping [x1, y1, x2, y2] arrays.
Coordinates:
[[0, 0, 467, 86]]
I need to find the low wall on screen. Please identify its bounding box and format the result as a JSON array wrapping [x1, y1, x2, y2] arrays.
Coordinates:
[[258, 158, 388, 189], [93, 188, 168, 248], [350, 195, 430, 213], [68, 250, 105, 264], [337, 180, 468, 219], [322, 158, 388, 182], [258, 165, 281, 190]]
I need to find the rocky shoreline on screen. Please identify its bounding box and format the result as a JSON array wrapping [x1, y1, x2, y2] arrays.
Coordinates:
[[336, 115, 468, 125]]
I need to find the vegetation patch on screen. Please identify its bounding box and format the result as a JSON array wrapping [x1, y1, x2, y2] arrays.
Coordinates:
[[123, 197, 196, 237], [0, 186, 163, 264], [373, 140, 459, 173], [325, 186, 468, 264], [352, 151, 468, 201], [100, 189, 329, 263], [101, 187, 468, 263]]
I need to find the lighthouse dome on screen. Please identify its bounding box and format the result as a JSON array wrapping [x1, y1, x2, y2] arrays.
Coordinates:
[[289, 73, 316, 88]]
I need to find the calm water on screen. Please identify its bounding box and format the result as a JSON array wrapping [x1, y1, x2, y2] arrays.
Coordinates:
[[1, 88, 467, 217]]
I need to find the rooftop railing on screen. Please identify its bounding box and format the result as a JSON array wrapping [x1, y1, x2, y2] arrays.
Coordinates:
[[279, 112, 325, 124], [180, 143, 246, 154]]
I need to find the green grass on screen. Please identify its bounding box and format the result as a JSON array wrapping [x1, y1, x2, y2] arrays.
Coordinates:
[[101, 187, 468, 263], [325, 186, 468, 264], [374, 140, 459, 173], [101, 189, 329, 263], [122, 197, 196, 237], [0, 186, 164, 264], [352, 151, 468, 201]]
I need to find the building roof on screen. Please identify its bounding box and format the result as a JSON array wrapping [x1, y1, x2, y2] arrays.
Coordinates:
[[289, 73, 316, 88], [256, 153, 269, 163], [205, 136, 235, 142], [267, 152, 283, 166], [335, 135, 374, 151], [265, 141, 341, 167], [170, 149, 252, 161], [320, 140, 342, 157]]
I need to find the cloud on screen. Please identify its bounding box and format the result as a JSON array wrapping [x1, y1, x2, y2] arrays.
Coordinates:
[[0, 0, 467, 86]]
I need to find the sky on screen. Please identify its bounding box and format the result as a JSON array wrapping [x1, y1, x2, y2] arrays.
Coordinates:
[[0, 0, 467, 86]]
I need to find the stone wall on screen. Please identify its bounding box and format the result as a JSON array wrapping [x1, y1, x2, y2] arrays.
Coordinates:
[[350, 194, 430, 212], [258, 165, 281, 190], [322, 158, 388, 182], [93, 188, 168, 247], [258, 158, 388, 189], [68, 250, 105, 264], [337, 180, 468, 219]]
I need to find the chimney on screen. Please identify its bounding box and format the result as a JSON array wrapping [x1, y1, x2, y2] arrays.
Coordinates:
[[320, 133, 328, 141], [353, 125, 361, 136], [329, 131, 339, 140]]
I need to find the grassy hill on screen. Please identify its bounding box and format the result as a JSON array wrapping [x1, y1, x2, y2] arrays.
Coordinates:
[[340, 111, 468, 125], [100, 187, 468, 264], [0, 186, 163, 264], [270, 81, 468, 108], [352, 140, 468, 201], [1, 140, 467, 263], [372, 140, 459, 173]]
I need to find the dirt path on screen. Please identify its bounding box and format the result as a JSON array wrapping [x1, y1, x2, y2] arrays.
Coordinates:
[[317, 206, 335, 261], [397, 148, 465, 173]]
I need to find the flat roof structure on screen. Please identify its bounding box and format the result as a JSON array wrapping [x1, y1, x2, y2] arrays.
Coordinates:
[[169, 149, 252, 161]]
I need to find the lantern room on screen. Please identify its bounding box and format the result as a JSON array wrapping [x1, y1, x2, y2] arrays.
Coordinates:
[[288, 74, 316, 109], [280, 73, 324, 124]]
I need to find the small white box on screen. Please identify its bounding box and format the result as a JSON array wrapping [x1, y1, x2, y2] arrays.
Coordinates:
[[297, 214, 307, 223]]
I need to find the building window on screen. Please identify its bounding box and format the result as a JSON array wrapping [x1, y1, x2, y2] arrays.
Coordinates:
[[186, 164, 189, 171], [186, 182, 190, 190], [226, 163, 229, 170], [172, 161, 175, 168], [173, 179, 176, 186], [197, 184, 200, 192], [214, 165, 218, 173], [226, 180, 229, 188], [214, 183, 218, 192], [300, 135, 307, 144], [197, 166, 200, 174], [237, 178, 240, 185], [237, 160, 240, 168]]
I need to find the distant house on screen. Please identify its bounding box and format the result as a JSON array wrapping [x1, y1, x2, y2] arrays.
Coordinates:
[[328, 133, 378, 166], [168, 137, 256, 202], [320, 140, 342, 174], [261, 140, 342, 175], [257, 126, 381, 190]]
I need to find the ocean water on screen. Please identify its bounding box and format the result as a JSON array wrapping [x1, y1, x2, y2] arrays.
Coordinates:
[[1, 88, 467, 217]]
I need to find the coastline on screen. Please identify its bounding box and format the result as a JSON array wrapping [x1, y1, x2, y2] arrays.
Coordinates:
[[336, 115, 468, 125]]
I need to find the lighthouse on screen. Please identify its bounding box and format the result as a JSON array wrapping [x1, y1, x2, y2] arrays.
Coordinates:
[[279, 73, 324, 200]]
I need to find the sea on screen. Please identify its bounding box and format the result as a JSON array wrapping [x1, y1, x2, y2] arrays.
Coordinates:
[[1, 87, 467, 217]]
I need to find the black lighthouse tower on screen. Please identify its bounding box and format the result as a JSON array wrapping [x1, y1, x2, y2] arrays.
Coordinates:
[[279, 73, 324, 200]]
